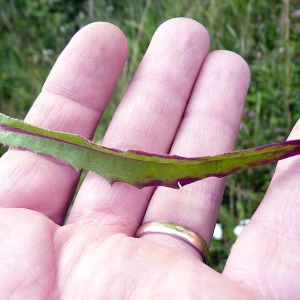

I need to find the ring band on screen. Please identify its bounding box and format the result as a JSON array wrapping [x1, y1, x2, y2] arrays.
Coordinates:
[[135, 221, 209, 263]]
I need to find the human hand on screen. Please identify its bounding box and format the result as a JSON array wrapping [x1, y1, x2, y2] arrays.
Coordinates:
[[0, 18, 299, 299]]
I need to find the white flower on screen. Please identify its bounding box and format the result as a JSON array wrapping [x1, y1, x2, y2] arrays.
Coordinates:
[[213, 223, 223, 240], [233, 219, 250, 237]]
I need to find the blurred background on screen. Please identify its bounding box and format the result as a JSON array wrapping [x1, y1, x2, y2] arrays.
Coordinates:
[[0, 0, 299, 270]]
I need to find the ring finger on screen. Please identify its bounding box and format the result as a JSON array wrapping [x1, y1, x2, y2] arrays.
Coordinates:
[[141, 50, 250, 259]]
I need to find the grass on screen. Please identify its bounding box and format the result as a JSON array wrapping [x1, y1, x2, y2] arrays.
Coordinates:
[[1, 0, 300, 271]]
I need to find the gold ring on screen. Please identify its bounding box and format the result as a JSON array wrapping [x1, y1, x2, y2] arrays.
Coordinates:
[[135, 221, 209, 263]]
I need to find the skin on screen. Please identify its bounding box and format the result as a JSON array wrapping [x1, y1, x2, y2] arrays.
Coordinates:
[[0, 18, 299, 299]]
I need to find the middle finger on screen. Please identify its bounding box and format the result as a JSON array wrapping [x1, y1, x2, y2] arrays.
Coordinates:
[[66, 18, 210, 233]]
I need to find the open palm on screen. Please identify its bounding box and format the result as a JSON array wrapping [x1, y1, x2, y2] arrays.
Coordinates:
[[1, 19, 299, 299]]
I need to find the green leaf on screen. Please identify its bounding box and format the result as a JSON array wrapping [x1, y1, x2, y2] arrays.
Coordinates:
[[0, 112, 300, 189]]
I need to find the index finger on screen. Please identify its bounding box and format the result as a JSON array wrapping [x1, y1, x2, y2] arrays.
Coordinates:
[[0, 23, 128, 224]]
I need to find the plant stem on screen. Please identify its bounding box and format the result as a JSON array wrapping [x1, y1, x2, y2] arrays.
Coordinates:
[[284, 0, 291, 134]]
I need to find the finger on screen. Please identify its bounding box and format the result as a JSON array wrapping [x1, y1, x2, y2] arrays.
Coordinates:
[[223, 121, 300, 298], [141, 51, 250, 258], [0, 23, 128, 224], [66, 18, 210, 233]]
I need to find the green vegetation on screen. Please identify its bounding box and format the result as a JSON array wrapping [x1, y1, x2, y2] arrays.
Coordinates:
[[1, 0, 299, 271]]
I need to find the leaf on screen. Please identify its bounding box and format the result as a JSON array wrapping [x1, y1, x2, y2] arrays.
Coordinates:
[[0, 112, 300, 189]]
